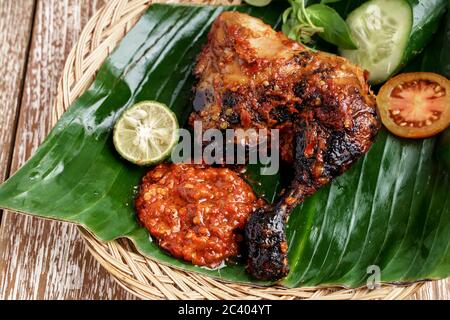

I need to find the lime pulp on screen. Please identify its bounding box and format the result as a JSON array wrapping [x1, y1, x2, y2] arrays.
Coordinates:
[[113, 101, 179, 166]]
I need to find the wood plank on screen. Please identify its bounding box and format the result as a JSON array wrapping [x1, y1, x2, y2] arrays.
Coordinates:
[[0, 0, 136, 300], [0, 0, 35, 184]]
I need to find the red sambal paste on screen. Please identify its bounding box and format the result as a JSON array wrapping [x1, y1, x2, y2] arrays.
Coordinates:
[[135, 163, 263, 268]]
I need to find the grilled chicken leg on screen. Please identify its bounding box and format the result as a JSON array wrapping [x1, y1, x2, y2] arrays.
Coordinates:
[[189, 12, 380, 280]]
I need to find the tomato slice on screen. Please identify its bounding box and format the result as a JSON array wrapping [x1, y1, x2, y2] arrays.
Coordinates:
[[377, 72, 450, 138]]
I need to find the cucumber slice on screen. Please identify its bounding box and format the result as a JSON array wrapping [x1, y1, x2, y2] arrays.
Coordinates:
[[244, 0, 272, 7], [340, 0, 413, 84]]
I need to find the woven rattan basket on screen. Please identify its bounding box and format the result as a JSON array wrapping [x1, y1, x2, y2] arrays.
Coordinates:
[[51, 0, 427, 300]]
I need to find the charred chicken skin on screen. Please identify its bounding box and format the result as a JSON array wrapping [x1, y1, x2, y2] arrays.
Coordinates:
[[189, 12, 380, 280]]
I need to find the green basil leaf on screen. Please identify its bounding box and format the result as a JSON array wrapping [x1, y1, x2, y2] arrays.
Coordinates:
[[307, 3, 358, 49]]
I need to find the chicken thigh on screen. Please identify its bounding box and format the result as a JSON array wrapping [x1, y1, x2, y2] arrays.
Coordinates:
[[189, 11, 380, 280]]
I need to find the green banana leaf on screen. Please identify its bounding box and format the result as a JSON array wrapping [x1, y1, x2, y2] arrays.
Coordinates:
[[0, 2, 448, 288]]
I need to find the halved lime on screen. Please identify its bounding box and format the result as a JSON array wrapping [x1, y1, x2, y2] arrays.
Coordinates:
[[113, 101, 179, 166], [244, 0, 272, 7]]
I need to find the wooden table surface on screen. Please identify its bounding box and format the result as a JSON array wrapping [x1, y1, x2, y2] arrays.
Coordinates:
[[0, 0, 448, 300]]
